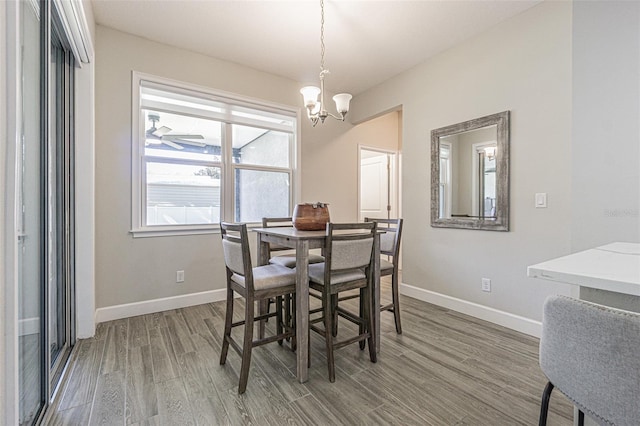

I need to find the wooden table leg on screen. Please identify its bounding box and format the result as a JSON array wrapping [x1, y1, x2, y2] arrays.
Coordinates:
[[257, 233, 270, 339], [295, 239, 310, 383], [373, 233, 381, 353]]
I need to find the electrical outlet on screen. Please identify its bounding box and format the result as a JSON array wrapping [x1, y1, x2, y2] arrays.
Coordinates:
[[176, 270, 185, 283], [481, 278, 491, 292]]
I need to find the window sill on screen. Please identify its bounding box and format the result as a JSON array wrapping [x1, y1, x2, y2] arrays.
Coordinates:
[[130, 225, 221, 238]]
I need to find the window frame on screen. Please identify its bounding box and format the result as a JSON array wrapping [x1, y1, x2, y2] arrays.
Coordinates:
[[130, 72, 300, 237]]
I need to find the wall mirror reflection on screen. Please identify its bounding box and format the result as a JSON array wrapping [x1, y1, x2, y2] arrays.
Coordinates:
[[431, 111, 510, 231]]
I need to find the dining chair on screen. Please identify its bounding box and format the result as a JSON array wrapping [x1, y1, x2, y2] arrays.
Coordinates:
[[261, 217, 324, 331], [538, 295, 640, 426], [308, 222, 378, 382], [364, 217, 403, 334], [261, 217, 325, 268], [219, 222, 297, 394]]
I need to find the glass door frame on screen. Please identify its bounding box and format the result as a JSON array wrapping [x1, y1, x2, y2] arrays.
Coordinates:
[[48, 8, 76, 392], [3, 1, 77, 423]]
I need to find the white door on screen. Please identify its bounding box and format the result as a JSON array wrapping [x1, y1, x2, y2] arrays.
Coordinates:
[[359, 148, 397, 221]]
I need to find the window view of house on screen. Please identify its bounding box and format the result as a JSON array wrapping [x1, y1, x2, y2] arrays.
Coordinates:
[[137, 80, 296, 229]]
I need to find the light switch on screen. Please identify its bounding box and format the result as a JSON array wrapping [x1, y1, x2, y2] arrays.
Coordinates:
[[535, 193, 547, 208]]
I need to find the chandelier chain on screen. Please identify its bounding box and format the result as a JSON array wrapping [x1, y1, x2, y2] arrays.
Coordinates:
[[320, 0, 325, 72]]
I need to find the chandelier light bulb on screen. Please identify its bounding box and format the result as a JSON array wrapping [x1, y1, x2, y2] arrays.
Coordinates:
[[300, 86, 321, 109], [333, 93, 352, 114]]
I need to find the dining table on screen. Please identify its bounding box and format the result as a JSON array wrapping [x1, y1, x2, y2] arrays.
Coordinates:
[[254, 226, 382, 383]]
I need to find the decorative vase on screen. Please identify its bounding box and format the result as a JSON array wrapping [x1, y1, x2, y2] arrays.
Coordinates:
[[292, 202, 330, 231]]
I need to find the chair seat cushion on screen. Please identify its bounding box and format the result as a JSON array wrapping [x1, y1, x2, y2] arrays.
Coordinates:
[[380, 258, 394, 273], [308, 263, 367, 286], [231, 264, 296, 290], [269, 253, 325, 268]]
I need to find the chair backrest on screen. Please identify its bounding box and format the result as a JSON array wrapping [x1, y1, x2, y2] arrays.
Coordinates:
[[220, 222, 254, 291], [324, 222, 376, 273], [262, 217, 293, 253], [540, 295, 640, 425], [364, 218, 403, 260]]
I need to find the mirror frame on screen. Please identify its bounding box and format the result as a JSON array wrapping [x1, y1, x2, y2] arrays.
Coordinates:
[[430, 111, 510, 231]]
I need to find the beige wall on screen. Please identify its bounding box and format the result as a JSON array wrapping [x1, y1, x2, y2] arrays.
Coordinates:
[[303, 111, 400, 222], [95, 26, 366, 309], [351, 1, 574, 322]]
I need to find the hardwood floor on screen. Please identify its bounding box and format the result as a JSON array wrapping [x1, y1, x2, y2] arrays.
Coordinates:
[[44, 279, 573, 425]]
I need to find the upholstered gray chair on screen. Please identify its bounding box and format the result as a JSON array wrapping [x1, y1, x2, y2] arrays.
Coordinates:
[[261, 217, 324, 268], [308, 222, 378, 382], [261, 217, 324, 333], [365, 217, 403, 334], [538, 295, 640, 426], [219, 222, 297, 394]]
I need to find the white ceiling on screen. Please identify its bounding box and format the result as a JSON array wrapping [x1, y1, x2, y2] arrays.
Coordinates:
[[91, 0, 541, 96]]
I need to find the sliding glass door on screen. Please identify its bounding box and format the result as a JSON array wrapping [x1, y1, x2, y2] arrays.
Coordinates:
[[18, 1, 45, 423], [16, 1, 76, 424], [49, 11, 75, 387]]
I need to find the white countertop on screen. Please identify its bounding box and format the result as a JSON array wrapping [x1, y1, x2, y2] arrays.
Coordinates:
[[527, 242, 640, 296]]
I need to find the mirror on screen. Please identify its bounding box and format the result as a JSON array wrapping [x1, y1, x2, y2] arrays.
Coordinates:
[[431, 111, 510, 231]]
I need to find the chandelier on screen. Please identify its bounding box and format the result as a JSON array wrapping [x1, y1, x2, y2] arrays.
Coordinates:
[[300, 0, 352, 126]]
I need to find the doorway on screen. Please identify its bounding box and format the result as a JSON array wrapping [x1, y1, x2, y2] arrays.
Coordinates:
[[358, 147, 399, 221]]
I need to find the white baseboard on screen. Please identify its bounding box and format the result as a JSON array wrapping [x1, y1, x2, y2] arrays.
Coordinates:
[[400, 283, 542, 338], [19, 317, 40, 336], [94, 289, 228, 324]]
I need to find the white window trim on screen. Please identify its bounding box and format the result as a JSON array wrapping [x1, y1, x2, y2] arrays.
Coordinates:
[[130, 71, 301, 238]]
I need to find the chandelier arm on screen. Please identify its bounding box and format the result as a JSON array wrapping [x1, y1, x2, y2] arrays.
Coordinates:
[[324, 111, 347, 121]]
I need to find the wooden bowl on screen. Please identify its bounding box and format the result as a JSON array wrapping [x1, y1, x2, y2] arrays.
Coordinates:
[[292, 203, 330, 231]]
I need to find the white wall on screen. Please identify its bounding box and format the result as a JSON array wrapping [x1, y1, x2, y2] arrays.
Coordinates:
[[1, 0, 7, 419], [571, 0, 640, 251], [351, 1, 574, 329], [75, 0, 96, 338]]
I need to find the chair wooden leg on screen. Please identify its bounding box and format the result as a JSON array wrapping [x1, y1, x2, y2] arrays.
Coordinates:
[[238, 297, 255, 394], [391, 272, 402, 334], [259, 300, 268, 338], [538, 381, 554, 426], [265, 298, 273, 322], [324, 294, 336, 382], [331, 294, 338, 337], [291, 295, 297, 352], [359, 288, 366, 350], [365, 284, 377, 363], [220, 287, 234, 365], [284, 294, 291, 342], [276, 295, 284, 345]]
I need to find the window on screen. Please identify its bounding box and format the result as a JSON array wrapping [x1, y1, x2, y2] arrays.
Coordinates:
[[131, 73, 298, 237]]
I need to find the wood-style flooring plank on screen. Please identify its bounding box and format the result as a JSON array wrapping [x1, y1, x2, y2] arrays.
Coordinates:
[[156, 378, 196, 426], [89, 370, 126, 425], [128, 316, 150, 348], [58, 339, 105, 411], [46, 403, 92, 426], [148, 327, 180, 383], [288, 394, 345, 425], [100, 320, 128, 374], [177, 351, 229, 425], [164, 310, 196, 355], [126, 345, 158, 424]]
